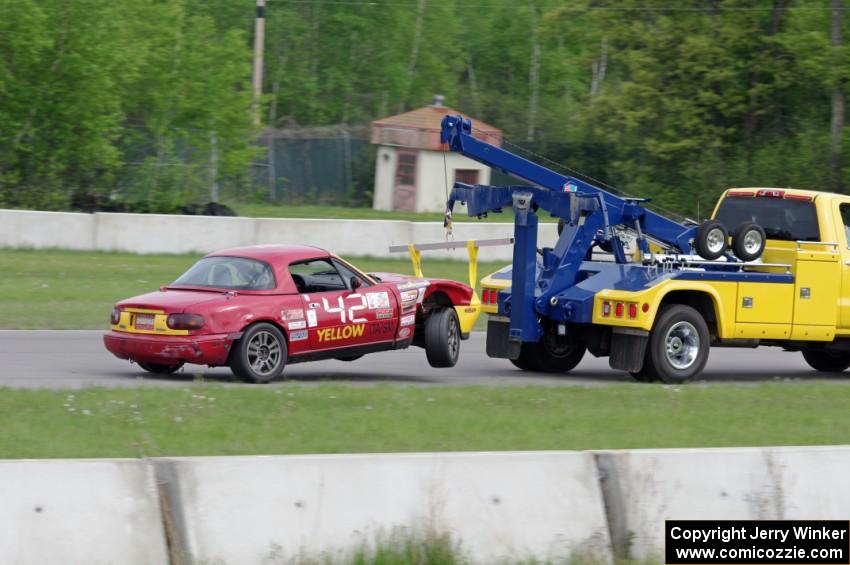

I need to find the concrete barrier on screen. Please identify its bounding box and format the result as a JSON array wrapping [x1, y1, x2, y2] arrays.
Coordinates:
[[94, 212, 257, 254], [0, 208, 555, 260], [595, 446, 850, 561], [0, 209, 94, 250], [0, 458, 168, 564], [157, 451, 612, 564]]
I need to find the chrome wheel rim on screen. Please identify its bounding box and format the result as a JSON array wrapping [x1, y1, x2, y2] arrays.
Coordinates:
[[448, 317, 460, 359], [664, 321, 699, 370], [743, 229, 763, 256], [706, 228, 726, 254], [247, 330, 282, 376]]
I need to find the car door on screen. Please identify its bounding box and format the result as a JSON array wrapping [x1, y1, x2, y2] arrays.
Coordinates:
[[289, 258, 398, 351]]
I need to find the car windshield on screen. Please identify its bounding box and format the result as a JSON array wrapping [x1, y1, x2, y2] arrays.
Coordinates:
[[714, 196, 820, 242], [171, 256, 276, 290]]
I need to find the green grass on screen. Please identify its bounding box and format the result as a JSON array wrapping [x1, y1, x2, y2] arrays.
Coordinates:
[[0, 249, 504, 329], [2, 382, 849, 459], [228, 202, 558, 223]]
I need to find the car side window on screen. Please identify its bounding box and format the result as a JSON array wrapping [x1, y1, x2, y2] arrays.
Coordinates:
[[841, 204, 850, 249], [333, 259, 372, 290], [288, 259, 346, 293]]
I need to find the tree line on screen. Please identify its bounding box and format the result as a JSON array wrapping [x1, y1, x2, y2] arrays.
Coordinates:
[[0, 0, 847, 216]]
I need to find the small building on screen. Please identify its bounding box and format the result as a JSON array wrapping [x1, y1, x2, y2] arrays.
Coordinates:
[[371, 96, 502, 213]]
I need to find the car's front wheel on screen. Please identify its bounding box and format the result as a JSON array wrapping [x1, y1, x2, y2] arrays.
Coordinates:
[[229, 323, 287, 383], [137, 362, 182, 374], [424, 308, 461, 368]]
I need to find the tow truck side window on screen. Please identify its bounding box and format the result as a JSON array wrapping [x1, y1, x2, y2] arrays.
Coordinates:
[[840, 204, 850, 248], [715, 196, 819, 242], [289, 259, 346, 293]]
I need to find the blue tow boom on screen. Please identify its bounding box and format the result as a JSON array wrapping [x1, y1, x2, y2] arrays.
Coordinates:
[[440, 115, 698, 356]]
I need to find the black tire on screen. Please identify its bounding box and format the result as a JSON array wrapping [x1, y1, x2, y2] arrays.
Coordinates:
[[629, 366, 657, 383], [801, 350, 850, 373], [229, 322, 287, 383], [336, 354, 364, 362], [511, 330, 586, 374], [510, 343, 542, 371], [694, 220, 728, 260], [642, 305, 710, 384], [138, 362, 182, 374], [731, 222, 766, 262], [424, 308, 461, 368]]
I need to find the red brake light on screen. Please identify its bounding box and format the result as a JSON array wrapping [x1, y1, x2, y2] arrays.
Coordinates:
[[110, 308, 121, 325], [628, 303, 638, 318], [602, 301, 611, 317], [642, 303, 650, 313], [727, 191, 754, 197], [490, 290, 499, 304], [615, 302, 624, 317], [784, 193, 813, 201], [756, 189, 784, 198], [167, 313, 204, 330], [482, 289, 490, 303]]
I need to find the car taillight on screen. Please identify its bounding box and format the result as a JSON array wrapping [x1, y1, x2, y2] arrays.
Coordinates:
[[629, 303, 638, 319], [615, 302, 624, 317], [166, 313, 204, 330], [110, 308, 121, 325], [602, 301, 611, 317]]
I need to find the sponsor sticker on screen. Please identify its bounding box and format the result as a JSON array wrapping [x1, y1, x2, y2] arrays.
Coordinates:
[[306, 309, 318, 328], [366, 291, 390, 310], [290, 330, 308, 341], [281, 308, 304, 321], [287, 320, 306, 330], [400, 289, 419, 303], [400, 314, 415, 327], [376, 308, 393, 319], [318, 324, 365, 342], [369, 321, 394, 335], [398, 327, 411, 339]]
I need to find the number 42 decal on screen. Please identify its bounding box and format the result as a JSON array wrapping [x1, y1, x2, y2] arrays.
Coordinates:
[[321, 294, 368, 324]]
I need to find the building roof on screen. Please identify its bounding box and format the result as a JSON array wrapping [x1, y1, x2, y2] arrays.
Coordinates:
[[371, 103, 502, 151]]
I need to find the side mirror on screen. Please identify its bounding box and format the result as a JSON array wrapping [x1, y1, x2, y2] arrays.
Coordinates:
[[350, 276, 362, 291]]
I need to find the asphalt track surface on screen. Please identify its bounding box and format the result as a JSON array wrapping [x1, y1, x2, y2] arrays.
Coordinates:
[[2, 330, 848, 389]]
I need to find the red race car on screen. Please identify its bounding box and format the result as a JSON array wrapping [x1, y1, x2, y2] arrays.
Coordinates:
[[103, 245, 481, 382]]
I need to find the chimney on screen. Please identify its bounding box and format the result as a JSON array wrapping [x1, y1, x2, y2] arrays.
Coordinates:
[[431, 94, 445, 108]]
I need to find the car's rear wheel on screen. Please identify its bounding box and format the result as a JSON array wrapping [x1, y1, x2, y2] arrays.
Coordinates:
[[425, 308, 461, 368], [229, 323, 287, 383], [137, 362, 182, 374], [801, 349, 850, 373]]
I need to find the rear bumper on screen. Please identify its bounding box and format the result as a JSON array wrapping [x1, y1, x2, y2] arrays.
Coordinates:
[[103, 331, 235, 366]]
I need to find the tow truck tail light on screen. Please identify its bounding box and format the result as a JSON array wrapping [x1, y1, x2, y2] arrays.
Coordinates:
[[756, 189, 784, 198], [167, 313, 204, 330], [615, 302, 624, 317], [727, 191, 754, 198], [492, 291, 499, 304], [110, 308, 121, 325], [642, 303, 650, 313], [602, 301, 611, 317], [628, 303, 638, 319], [482, 289, 490, 303], [784, 193, 813, 201]]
